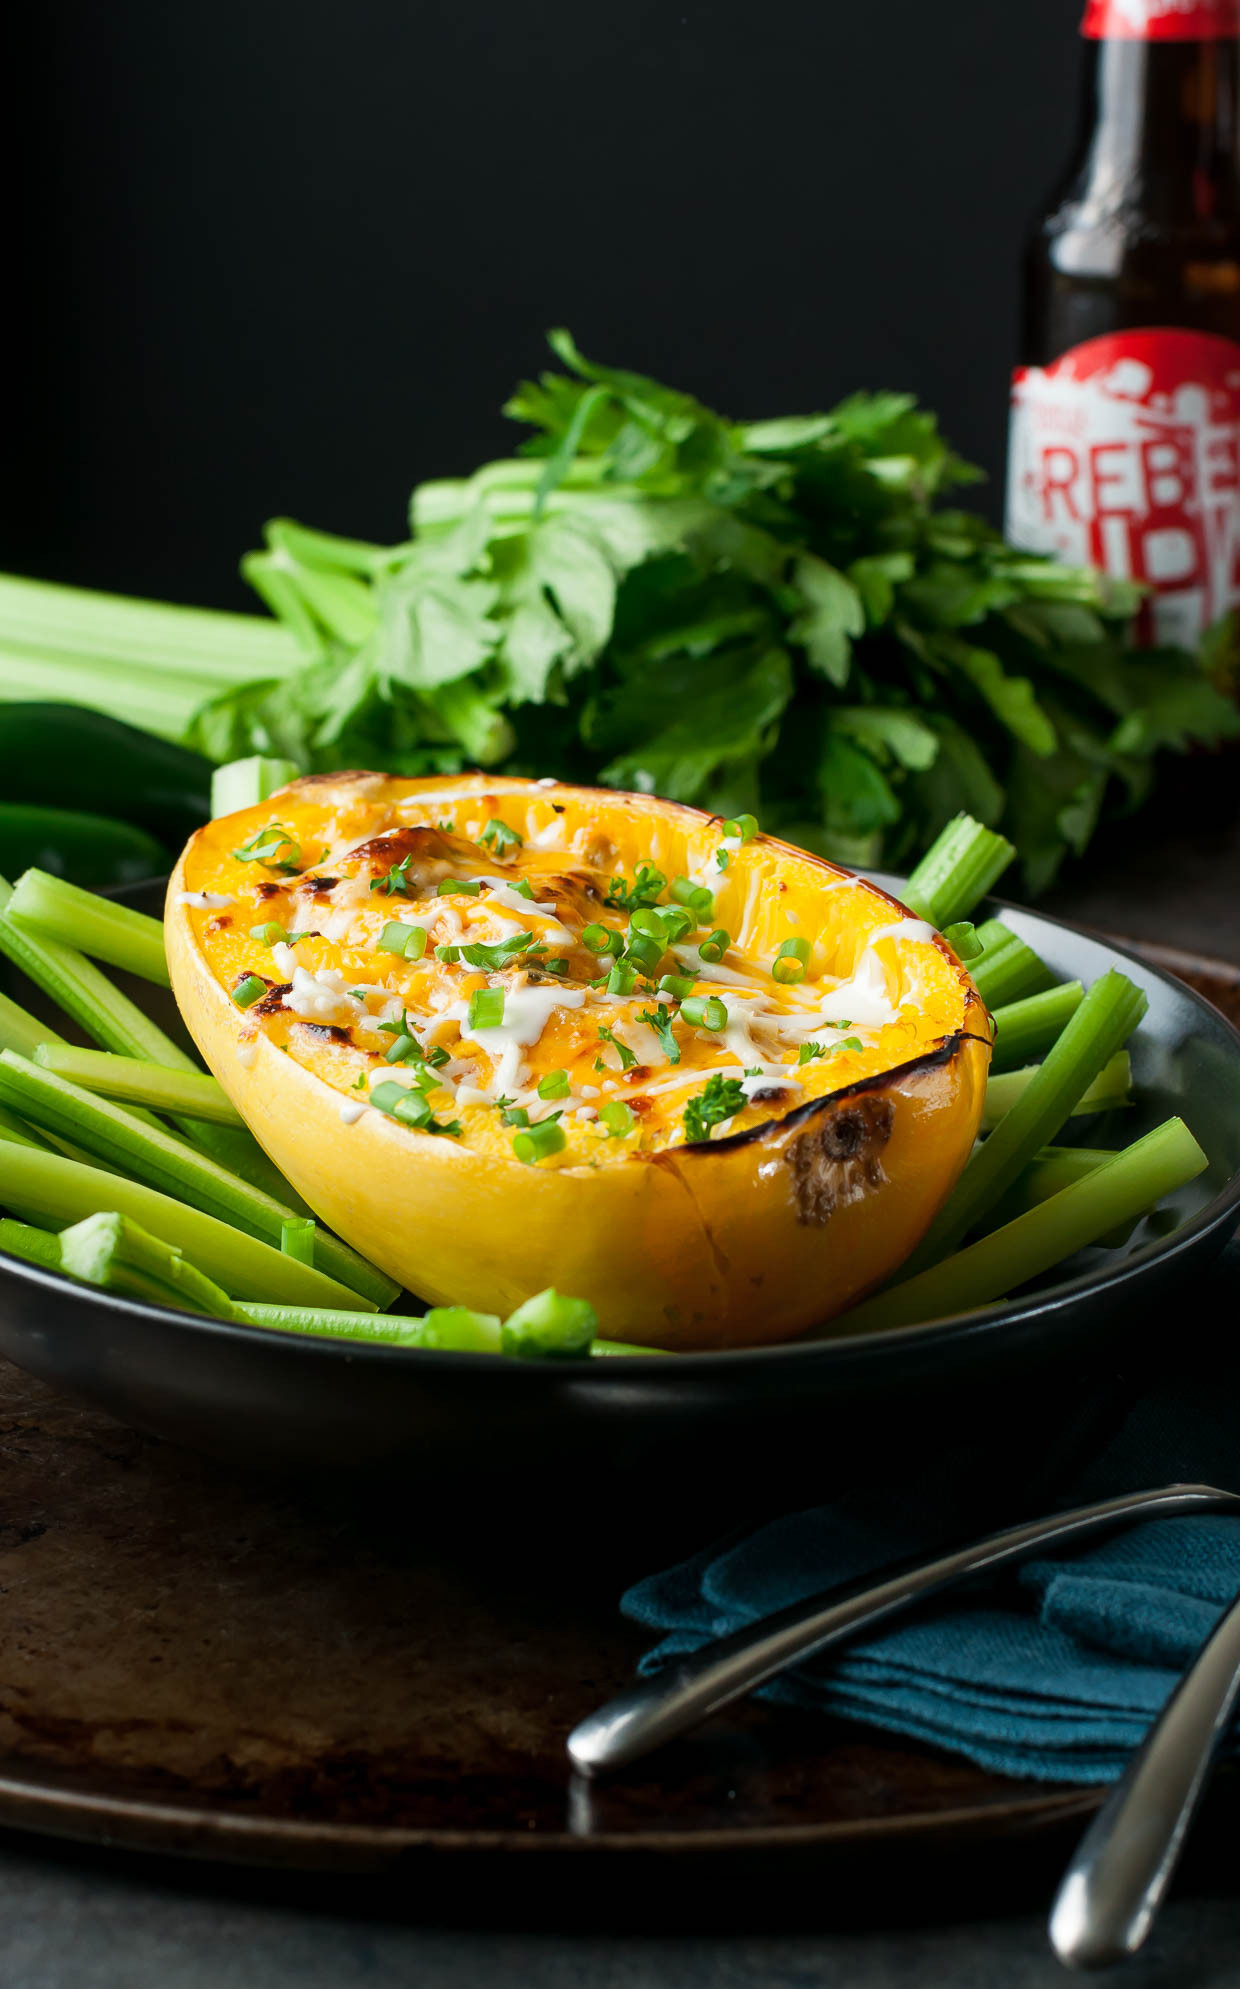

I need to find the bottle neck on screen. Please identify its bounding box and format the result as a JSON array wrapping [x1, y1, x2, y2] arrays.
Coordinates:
[[1076, 37, 1240, 218]]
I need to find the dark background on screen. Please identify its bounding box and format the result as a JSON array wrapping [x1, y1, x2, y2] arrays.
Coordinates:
[[7, 0, 1086, 610]]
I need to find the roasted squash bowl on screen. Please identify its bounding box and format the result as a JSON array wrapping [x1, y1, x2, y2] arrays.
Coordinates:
[[166, 775, 991, 1349]]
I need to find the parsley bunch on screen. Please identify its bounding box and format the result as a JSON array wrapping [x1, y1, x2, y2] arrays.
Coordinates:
[[191, 332, 1240, 896]]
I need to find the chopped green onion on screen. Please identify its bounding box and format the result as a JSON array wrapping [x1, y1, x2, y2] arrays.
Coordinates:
[[436, 944, 460, 964], [581, 923, 617, 954], [480, 817, 522, 853], [941, 921, 983, 962], [231, 823, 301, 872], [377, 921, 428, 960], [210, 755, 300, 817], [8, 870, 170, 987], [231, 975, 266, 1009], [607, 962, 637, 997], [250, 921, 286, 947], [622, 930, 663, 973], [512, 1119, 567, 1164], [600, 1101, 635, 1138], [538, 1068, 570, 1100], [498, 1099, 529, 1127], [384, 1033, 421, 1064], [596, 1024, 637, 1071], [969, 919, 1056, 1010], [901, 813, 1015, 928], [698, 929, 731, 964], [671, 877, 714, 919], [501, 1287, 597, 1359], [772, 937, 811, 985], [32, 1047, 243, 1127], [982, 1051, 1132, 1133], [990, 982, 1085, 1073], [721, 813, 759, 843], [827, 1118, 1208, 1337], [369, 1078, 461, 1137], [280, 1217, 316, 1265], [902, 969, 1147, 1273], [468, 987, 506, 1031], [682, 995, 728, 1032], [658, 973, 695, 1000], [436, 876, 481, 898], [638, 1005, 681, 1064]]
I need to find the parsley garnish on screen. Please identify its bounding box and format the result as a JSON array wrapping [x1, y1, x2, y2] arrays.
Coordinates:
[[798, 1042, 828, 1064], [683, 1074, 746, 1144], [480, 817, 523, 853], [604, 863, 666, 913], [496, 1096, 530, 1128], [369, 851, 415, 895], [637, 1005, 680, 1065], [438, 931, 545, 972], [596, 1024, 637, 1072]]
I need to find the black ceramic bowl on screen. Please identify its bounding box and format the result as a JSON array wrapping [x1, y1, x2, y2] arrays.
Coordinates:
[[0, 880, 1237, 1530]]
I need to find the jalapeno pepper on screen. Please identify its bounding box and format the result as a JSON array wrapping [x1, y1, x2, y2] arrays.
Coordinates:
[[0, 704, 212, 847], [0, 806, 168, 890]]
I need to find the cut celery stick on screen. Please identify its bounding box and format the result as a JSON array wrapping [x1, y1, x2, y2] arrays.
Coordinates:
[[985, 1145, 1140, 1248], [0, 1216, 61, 1269], [969, 919, 1056, 1010], [32, 1046, 242, 1126], [826, 1117, 1208, 1337], [983, 1051, 1132, 1133], [591, 1339, 672, 1357], [58, 1211, 237, 1319], [0, 988, 66, 1059], [902, 816, 1016, 928], [281, 1217, 316, 1264], [903, 969, 1148, 1272], [0, 1052, 396, 1308], [0, 1104, 52, 1151], [0, 876, 302, 1205], [0, 1143, 372, 1307], [210, 756, 301, 818], [7, 870, 169, 987], [989, 982, 1085, 1073], [239, 1302, 490, 1349]]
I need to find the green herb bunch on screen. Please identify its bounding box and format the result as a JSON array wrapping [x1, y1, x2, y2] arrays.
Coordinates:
[[190, 331, 1240, 895]]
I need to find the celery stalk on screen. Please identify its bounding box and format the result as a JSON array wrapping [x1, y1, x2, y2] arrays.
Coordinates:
[[32, 1046, 243, 1125], [827, 1118, 1208, 1336], [902, 815, 1016, 928], [989, 982, 1085, 1073], [280, 1217, 316, 1265], [983, 1051, 1132, 1132], [0, 1103, 52, 1150], [58, 1211, 238, 1319], [0, 1052, 396, 1308], [969, 920, 1056, 1010], [0, 1142, 372, 1307], [0, 1216, 61, 1269], [0, 989, 65, 1059], [903, 969, 1148, 1271], [209, 756, 300, 818], [8, 869, 170, 987]]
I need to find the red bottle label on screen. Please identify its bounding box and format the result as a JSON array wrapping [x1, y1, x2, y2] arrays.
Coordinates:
[[1006, 329, 1240, 643], [1081, 0, 1240, 37]]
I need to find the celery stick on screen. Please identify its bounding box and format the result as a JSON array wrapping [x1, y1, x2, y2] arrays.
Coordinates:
[[0, 1143, 372, 1307], [969, 919, 1057, 1010], [591, 1339, 672, 1357], [902, 815, 1016, 928], [238, 556, 327, 660], [0, 1052, 396, 1308], [0, 1104, 52, 1151], [8, 869, 170, 987], [904, 969, 1148, 1272], [210, 756, 300, 818], [985, 1146, 1141, 1248], [281, 1217, 316, 1264], [0, 878, 302, 1205], [983, 1051, 1132, 1132], [58, 1212, 237, 1320], [0, 1217, 61, 1269], [827, 1118, 1208, 1337], [239, 1303, 467, 1348], [0, 570, 302, 675], [989, 982, 1085, 1073], [0, 988, 67, 1059], [263, 519, 393, 576], [32, 1046, 243, 1126]]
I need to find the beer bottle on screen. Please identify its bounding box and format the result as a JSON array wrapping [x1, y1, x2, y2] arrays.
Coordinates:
[[1006, 1, 1240, 644]]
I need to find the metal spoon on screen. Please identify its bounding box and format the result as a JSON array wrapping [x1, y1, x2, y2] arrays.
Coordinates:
[[568, 1483, 1240, 1779], [1049, 1583, 1240, 1970]]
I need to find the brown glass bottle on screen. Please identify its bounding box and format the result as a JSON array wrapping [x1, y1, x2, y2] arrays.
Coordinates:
[[1007, 3, 1240, 644]]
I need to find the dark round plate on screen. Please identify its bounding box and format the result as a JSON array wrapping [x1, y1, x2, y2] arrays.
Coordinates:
[[0, 881, 1237, 1519]]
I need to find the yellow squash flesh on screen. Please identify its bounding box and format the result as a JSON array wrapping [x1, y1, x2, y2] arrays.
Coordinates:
[[166, 774, 991, 1349]]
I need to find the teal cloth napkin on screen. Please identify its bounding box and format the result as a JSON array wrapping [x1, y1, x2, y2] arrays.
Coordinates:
[[622, 1236, 1240, 1784]]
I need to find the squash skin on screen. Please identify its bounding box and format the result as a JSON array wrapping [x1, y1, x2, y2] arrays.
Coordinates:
[[166, 776, 991, 1349]]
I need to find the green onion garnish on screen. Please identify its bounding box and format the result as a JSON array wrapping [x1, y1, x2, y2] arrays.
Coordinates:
[[501, 1287, 597, 1360], [600, 1101, 635, 1138], [384, 1033, 421, 1064], [513, 1118, 567, 1164], [582, 923, 617, 954], [468, 987, 506, 1031], [435, 944, 461, 964], [622, 931, 663, 973], [658, 973, 695, 1000], [772, 937, 811, 984], [671, 877, 714, 919], [941, 921, 983, 961], [377, 921, 428, 960], [682, 995, 728, 1032], [698, 929, 730, 964], [480, 818, 523, 853], [436, 877, 481, 898], [721, 813, 759, 843], [231, 975, 266, 1010], [231, 824, 301, 872], [369, 1079, 461, 1138], [607, 962, 637, 996], [597, 1025, 637, 1071], [538, 1069, 570, 1100], [249, 922, 286, 947]]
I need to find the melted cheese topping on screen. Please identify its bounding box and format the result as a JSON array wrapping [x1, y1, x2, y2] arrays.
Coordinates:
[[179, 774, 976, 1167]]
